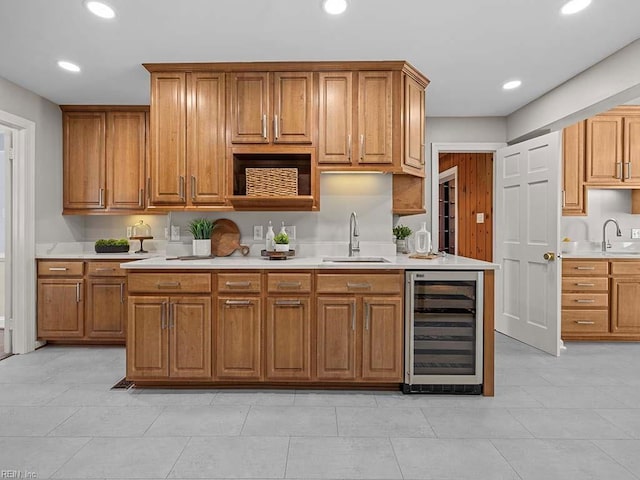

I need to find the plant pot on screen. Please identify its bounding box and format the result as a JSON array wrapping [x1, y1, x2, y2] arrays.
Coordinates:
[[95, 245, 130, 254], [396, 238, 409, 255], [192, 239, 212, 257], [274, 243, 290, 252]]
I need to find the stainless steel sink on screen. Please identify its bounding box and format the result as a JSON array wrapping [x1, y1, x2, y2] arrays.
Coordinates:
[[322, 256, 391, 263]]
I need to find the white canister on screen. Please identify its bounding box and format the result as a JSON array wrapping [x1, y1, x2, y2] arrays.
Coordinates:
[[414, 222, 432, 254], [192, 239, 211, 257]]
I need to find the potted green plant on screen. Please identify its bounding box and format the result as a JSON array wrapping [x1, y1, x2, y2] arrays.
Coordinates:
[[273, 232, 290, 252], [95, 238, 130, 254], [393, 224, 412, 254], [188, 218, 215, 256]]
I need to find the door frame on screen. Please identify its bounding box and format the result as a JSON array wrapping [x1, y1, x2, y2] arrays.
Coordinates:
[[438, 166, 459, 255], [0, 109, 36, 355]]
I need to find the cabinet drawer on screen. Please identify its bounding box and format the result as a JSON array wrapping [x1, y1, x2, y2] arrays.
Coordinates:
[[217, 273, 262, 293], [562, 261, 608, 276], [128, 273, 212, 293], [87, 261, 127, 277], [610, 261, 640, 275], [316, 273, 402, 294], [562, 293, 609, 308], [562, 277, 608, 292], [267, 273, 312, 293], [562, 310, 609, 334], [38, 261, 84, 277]]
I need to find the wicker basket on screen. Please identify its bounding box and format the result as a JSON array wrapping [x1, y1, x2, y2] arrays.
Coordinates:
[[246, 168, 298, 197]]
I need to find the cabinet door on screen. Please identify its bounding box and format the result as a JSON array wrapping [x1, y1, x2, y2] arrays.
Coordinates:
[[229, 72, 270, 144], [149, 72, 187, 204], [356, 71, 393, 164], [127, 296, 169, 378], [85, 277, 126, 341], [37, 279, 84, 338], [623, 116, 640, 184], [562, 121, 586, 215], [63, 111, 106, 210], [585, 115, 624, 184], [265, 297, 311, 380], [273, 72, 313, 144], [169, 297, 212, 378], [107, 111, 146, 210], [611, 278, 640, 333], [316, 297, 356, 380], [361, 297, 403, 381], [187, 72, 226, 204], [318, 72, 353, 164], [216, 297, 262, 379], [403, 75, 425, 171]]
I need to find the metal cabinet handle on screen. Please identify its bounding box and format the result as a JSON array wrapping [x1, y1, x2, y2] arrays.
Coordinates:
[[138, 189, 143, 207], [161, 301, 167, 329], [575, 266, 595, 270], [169, 302, 175, 328], [364, 302, 370, 330], [617, 162, 623, 179], [225, 281, 251, 288], [277, 281, 301, 289], [351, 300, 356, 331], [191, 176, 196, 200], [274, 114, 279, 140], [95, 267, 115, 272], [120, 283, 125, 304], [575, 320, 595, 325], [420, 143, 425, 165], [347, 134, 352, 160], [262, 114, 267, 139], [98, 188, 105, 207], [562, 190, 566, 208], [146, 178, 151, 201], [157, 281, 181, 288], [576, 283, 595, 287], [359, 134, 364, 160], [575, 299, 596, 303], [179, 176, 185, 200], [275, 299, 302, 306], [49, 267, 68, 271], [76, 283, 81, 303], [225, 299, 252, 306], [347, 282, 371, 289], [625, 162, 632, 180]]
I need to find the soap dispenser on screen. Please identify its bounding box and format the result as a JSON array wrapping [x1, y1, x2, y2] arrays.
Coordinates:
[[265, 221, 275, 252]]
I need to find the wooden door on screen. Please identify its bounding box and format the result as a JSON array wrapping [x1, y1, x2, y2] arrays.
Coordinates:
[[127, 296, 169, 378], [318, 72, 353, 164], [356, 71, 393, 164], [611, 278, 640, 333], [265, 297, 311, 380], [169, 297, 211, 378], [623, 116, 640, 184], [585, 115, 624, 184], [63, 111, 105, 210], [85, 277, 126, 341], [149, 72, 186, 204], [229, 72, 270, 144], [216, 297, 262, 379], [562, 121, 586, 215], [37, 279, 84, 338], [361, 296, 403, 381], [316, 297, 356, 380], [273, 72, 313, 144], [403, 75, 425, 171], [187, 72, 226, 204], [107, 111, 146, 210]]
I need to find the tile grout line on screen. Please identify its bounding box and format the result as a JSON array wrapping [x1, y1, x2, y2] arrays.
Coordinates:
[[239, 404, 252, 435], [43, 405, 82, 437], [387, 436, 406, 480], [48, 435, 95, 479], [165, 435, 193, 479], [588, 438, 640, 480], [505, 407, 538, 439], [283, 435, 292, 479], [141, 404, 168, 437], [488, 438, 525, 480]]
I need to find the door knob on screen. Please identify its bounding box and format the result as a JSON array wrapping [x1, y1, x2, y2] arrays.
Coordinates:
[[543, 252, 556, 261]]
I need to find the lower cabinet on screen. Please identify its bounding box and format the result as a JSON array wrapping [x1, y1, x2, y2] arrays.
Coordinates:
[[85, 277, 126, 340], [37, 278, 84, 339], [361, 296, 403, 381], [611, 277, 640, 334], [316, 297, 357, 380]]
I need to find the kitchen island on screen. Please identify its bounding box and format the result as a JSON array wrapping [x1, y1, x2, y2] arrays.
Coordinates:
[[121, 254, 498, 395]]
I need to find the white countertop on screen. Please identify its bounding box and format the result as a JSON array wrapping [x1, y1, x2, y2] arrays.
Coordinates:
[[562, 252, 640, 259]]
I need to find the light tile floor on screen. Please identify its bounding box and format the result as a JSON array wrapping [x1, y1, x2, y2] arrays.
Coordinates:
[[0, 334, 638, 479]]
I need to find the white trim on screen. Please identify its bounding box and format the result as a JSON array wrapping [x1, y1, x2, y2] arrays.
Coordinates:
[[0, 110, 37, 354], [438, 166, 458, 255], [430, 143, 505, 252]]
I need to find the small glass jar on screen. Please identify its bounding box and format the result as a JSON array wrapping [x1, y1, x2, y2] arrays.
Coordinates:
[[414, 222, 432, 254]]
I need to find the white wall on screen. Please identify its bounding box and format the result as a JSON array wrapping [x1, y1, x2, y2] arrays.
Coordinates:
[[0, 75, 84, 243]]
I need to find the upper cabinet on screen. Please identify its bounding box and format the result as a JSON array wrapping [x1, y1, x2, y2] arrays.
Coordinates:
[[62, 106, 147, 214], [562, 121, 587, 216]]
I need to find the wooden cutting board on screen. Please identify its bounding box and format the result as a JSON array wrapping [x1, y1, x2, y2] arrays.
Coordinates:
[[211, 219, 250, 256]]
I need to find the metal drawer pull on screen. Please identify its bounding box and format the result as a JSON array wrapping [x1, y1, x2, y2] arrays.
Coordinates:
[[575, 320, 595, 325], [76, 283, 81, 303], [625, 162, 631, 180], [575, 283, 595, 287], [225, 300, 252, 306], [191, 176, 196, 200], [278, 281, 301, 289], [138, 188, 143, 207], [617, 162, 623, 179], [364, 302, 370, 330], [351, 300, 356, 331], [275, 300, 302, 306], [169, 302, 175, 328], [360, 134, 365, 160], [179, 176, 185, 200], [347, 282, 371, 289], [226, 281, 251, 288], [262, 114, 267, 139], [157, 281, 181, 288], [575, 266, 595, 270], [575, 299, 596, 303], [274, 114, 279, 140], [99, 188, 105, 207], [95, 267, 116, 272], [161, 301, 167, 329], [49, 267, 68, 271], [347, 134, 352, 160], [120, 283, 124, 304]]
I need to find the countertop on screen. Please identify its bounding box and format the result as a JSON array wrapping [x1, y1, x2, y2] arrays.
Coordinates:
[[562, 252, 640, 259]]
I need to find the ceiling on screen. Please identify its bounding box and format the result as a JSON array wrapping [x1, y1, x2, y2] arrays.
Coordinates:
[[0, 0, 639, 116]]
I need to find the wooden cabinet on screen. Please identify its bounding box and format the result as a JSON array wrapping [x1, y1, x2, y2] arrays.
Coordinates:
[[149, 71, 226, 206], [403, 75, 425, 171], [37, 278, 84, 339], [318, 72, 353, 164], [562, 121, 587, 215], [610, 261, 640, 334], [62, 107, 147, 213], [361, 296, 403, 381], [127, 296, 168, 378], [229, 71, 313, 145], [85, 277, 126, 341], [357, 71, 393, 165], [624, 115, 640, 183], [316, 297, 357, 380]]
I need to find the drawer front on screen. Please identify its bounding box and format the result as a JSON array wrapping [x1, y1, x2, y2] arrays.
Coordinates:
[[562, 260, 608, 276], [561, 293, 609, 308], [217, 273, 262, 293], [316, 273, 402, 294], [610, 261, 640, 275], [38, 260, 84, 277], [267, 273, 312, 293], [562, 309, 609, 334], [128, 273, 212, 293], [562, 277, 609, 292], [87, 261, 127, 277]]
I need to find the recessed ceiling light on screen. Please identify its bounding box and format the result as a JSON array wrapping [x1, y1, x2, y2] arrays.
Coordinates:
[[322, 0, 348, 15], [502, 80, 522, 90], [58, 60, 81, 73], [561, 0, 592, 15], [84, 0, 116, 19]]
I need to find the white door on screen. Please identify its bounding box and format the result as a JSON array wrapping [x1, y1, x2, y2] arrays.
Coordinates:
[[495, 132, 562, 356]]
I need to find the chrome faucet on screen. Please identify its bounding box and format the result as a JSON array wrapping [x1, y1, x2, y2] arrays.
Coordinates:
[[348, 212, 360, 257], [602, 218, 622, 252]]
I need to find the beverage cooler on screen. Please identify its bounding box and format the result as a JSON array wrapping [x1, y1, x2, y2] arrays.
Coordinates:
[[404, 271, 483, 394]]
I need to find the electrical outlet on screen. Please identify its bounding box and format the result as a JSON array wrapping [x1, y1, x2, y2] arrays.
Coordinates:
[[253, 225, 263, 241], [632, 228, 640, 239], [284, 225, 296, 240]]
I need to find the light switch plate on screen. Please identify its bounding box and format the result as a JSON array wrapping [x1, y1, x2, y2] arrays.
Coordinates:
[[284, 225, 296, 240], [476, 213, 485, 224], [632, 228, 640, 239], [170, 225, 180, 242], [253, 225, 263, 241]]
